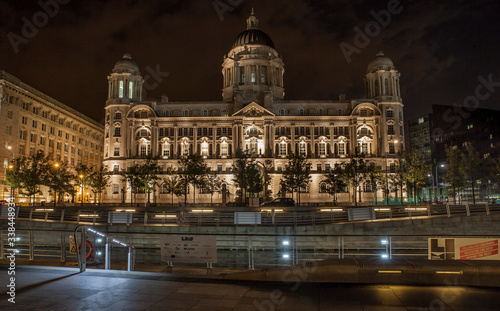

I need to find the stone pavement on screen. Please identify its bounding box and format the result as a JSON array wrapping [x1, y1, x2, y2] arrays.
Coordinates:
[[1, 266, 500, 310]]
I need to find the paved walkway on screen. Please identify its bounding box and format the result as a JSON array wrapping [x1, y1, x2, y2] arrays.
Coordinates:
[[1, 266, 499, 310]]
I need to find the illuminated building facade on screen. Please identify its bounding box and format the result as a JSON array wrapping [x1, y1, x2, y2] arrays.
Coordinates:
[[103, 12, 404, 204], [0, 71, 104, 203]]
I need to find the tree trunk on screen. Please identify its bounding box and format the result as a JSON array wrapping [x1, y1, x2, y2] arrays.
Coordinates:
[[471, 180, 476, 204]]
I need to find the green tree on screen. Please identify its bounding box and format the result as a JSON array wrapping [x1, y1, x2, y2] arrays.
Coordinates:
[[340, 155, 367, 206], [178, 154, 210, 206], [137, 157, 161, 206], [442, 146, 466, 203], [75, 164, 93, 206], [405, 150, 430, 204], [366, 163, 385, 205], [389, 152, 407, 205], [45, 161, 74, 206], [88, 167, 111, 207], [19, 151, 50, 205], [232, 149, 250, 204], [162, 167, 184, 206], [121, 164, 143, 205], [460, 143, 482, 204], [4, 157, 26, 203], [322, 165, 346, 205], [204, 173, 223, 205], [281, 153, 311, 206], [246, 164, 264, 198]]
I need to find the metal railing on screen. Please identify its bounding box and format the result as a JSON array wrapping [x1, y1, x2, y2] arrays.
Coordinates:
[[2, 229, 498, 270], [2, 203, 498, 227]]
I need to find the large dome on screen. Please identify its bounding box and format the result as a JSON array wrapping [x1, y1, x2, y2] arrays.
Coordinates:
[[232, 29, 275, 49], [113, 54, 140, 74], [367, 51, 395, 73]]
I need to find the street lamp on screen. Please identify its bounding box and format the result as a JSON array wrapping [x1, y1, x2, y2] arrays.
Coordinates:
[[79, 174, 84, 207], [385, 138, 398, 206]]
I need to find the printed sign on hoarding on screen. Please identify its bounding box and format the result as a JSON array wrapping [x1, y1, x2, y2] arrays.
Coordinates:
[[160, 235, 217, 263], [429, 238, 500, 260]]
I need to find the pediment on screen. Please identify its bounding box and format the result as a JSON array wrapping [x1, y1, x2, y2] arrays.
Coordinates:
[[232, 102, 275, 117]]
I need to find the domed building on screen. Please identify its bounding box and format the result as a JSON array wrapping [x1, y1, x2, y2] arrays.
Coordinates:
[[102, 11, 404, 205]]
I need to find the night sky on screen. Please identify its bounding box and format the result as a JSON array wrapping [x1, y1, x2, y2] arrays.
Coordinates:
[[1, 0, 499, 124]]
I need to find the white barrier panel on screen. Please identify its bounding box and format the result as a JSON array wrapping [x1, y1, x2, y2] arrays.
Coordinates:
[[160, 235, 217, 263]]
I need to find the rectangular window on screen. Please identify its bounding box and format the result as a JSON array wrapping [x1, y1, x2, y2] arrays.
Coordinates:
[[389, 142, 395, 154], [58, 130, 62, 137], [41, 124, 46, 131], [261, 74, 265, 83], [30, 133, 36, 143], [113, 164, 119, 173], [40, 137, 45, 145], [6, 126, 12, 135], [22, 116, 28, 125], [386, 110, 394, 118], [7, 111, 13, 119], [388, 125, 394, 135], [299, 143, 306, 156], [163, 145, 170, 156], [114, 145, 120, 156], [251, 73, 255, 83], [113, 184, 119, 194], [140, 144, 147, 155], [325, 163, 331, 171], [217, 164, 222, 173], [114, 127, 121, 137], [50, 127, 54, 134], [317, 164, 322, 172]]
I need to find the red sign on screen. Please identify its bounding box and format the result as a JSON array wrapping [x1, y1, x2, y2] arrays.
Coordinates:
[[459, 240, 499, 260]]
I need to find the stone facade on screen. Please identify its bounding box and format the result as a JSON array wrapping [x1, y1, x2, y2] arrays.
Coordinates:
[[0, 70, 104, 203], [103, 12, 404, 205]]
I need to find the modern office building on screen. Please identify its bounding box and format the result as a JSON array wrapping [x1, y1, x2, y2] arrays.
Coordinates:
[[0, 70, 105, 203], [102, 12, 405, 204], [408, 114, 434, 164]]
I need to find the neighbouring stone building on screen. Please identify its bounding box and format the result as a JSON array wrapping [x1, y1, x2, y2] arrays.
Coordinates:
[[102, 12, 405, 205], [0, 70, 105, 204]]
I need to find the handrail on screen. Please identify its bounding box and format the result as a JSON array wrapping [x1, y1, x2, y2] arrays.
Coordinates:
[[73, 225, 135, 272]]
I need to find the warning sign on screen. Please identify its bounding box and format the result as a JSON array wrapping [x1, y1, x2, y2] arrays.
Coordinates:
[[460, 240, 499, 260], [69, 236, 77, 253]]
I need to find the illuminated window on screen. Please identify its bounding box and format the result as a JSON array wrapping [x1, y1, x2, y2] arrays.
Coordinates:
[[221, 142, 228, 156], [201, 142, 209, 156], [251, 73, 255, 83], [338, 142, 345, 155], [128, 81, 133, 99], [319, 142, 326, 155], [140, 144, 147, 156], [299, 142, 307, 156], [119, 81, 124, 98], [360, 143, 368, 155], [221, 108, 228, 117], [279, 141, 287, 156], [182, 142, 189, 155], [261, 74, 265, 83], [163, 143, 170, 156]]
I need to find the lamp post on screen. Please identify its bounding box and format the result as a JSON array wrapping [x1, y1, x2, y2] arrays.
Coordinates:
[[79, 174, 84, 207], [435, 164, 445, 202], [385, 138, 398, 206], [54, 163, 60, 206], [6, 146, 14, 203]]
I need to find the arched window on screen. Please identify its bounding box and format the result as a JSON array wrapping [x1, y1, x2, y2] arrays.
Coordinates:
[[364, 182, 372, 193], [138, 129, 148, 137], [220, 141, 228, 156], [182, 108, 190, 117], [336, 107, 344, 116], [319, 141, 326, 156], [140, 111, 147, 119], [201, 142, 209, 156], [162, 143, 170, 157], [247, 127, 259, 137], [118, 81, 124, 98], [139, 143, 149, 156], [317, 107, 325, 116], [278, 107, 286, 116], [279, 141, 287, 156], [319, 182, 328, 193], [338, 142, 345, 155], [299, 142, 307, 156], [298, 107, 305, 116], [221, 107, 228, 117], [128, 81, 134, 99], [182, 141, 190, 156], [201, 108, 209, 117], [163, 109, 170, 117]]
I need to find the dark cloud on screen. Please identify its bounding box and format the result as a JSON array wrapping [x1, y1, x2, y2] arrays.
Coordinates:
[[1, 0, 499, 123]]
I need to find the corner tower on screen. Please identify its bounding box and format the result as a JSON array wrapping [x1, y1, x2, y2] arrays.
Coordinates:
[[365, 51, 404, 153], [222, 10, 284, 110]]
